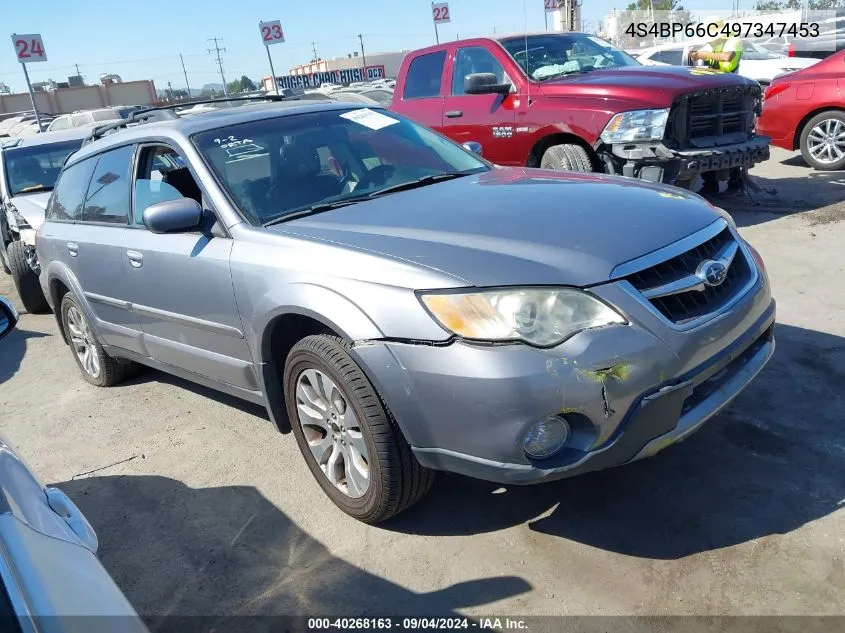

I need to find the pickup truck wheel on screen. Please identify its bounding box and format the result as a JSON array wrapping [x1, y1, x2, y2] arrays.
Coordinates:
[[7, 241, 48, 314], [540, 144, 593, 172], [800, 111, 845, 171], [284, 334, 434, 523], [60, 293, 130, 387]]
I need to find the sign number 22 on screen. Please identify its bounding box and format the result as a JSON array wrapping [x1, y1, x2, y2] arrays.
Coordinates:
[[432, 3, 451, 24]]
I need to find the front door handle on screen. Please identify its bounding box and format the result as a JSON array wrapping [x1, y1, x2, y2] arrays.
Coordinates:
[[126, 250, 143, 268], [445, 110, 463, 118], [67, 242, 78, 257]]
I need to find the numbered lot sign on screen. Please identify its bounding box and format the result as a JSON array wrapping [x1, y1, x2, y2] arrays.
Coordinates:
[[544, 0, 562, 12], [12, 34, 47, 63], [260, 20, 285, 45], [432, 2, 451, 24]]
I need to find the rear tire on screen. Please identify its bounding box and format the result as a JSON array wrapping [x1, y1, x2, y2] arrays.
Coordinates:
[[540, 143, 593, 172], [60, 293, 130, 387], [800, 110, 845, 171], [7, 241, 48, 314], [284, 334, 434, 523]]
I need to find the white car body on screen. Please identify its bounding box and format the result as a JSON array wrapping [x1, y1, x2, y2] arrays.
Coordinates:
[[636, 39, 819, 83]]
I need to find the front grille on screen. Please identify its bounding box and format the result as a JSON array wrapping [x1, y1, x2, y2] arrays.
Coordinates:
[[624, 228, 753, 325], [664, 86, 761, 150]]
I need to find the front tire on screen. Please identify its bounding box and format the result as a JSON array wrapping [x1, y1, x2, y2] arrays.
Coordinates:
[[284, 334, 434, 523], [7, 241, 47, 313], [60, 293, 129, 387], [540, 143, 593, 172], [800, 111, 845, 171]]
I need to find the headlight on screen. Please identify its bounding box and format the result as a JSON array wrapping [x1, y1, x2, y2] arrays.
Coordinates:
[[600, 108, 670, 144], [420, 288, 627, 347]]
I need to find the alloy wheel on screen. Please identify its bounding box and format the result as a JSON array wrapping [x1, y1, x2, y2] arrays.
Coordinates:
[[807, 118, 845, 165], [295, 368, 370, 499], [66, 306, 100, 378]]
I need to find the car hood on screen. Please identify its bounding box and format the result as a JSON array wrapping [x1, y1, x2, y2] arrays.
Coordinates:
[[273, 168, 721, 287], [539, 65, 759, 107], [7, 192, 51, 230]]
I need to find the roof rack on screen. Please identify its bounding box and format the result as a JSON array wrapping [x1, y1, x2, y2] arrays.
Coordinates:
[[81, 94, 291, 146]]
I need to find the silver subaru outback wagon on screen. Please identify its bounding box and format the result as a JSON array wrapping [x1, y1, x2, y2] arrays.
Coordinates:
[[36, 99, 775, 523]]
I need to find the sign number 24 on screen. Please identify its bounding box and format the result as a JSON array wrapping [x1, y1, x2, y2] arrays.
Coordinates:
[[11, 33, 47, 63]]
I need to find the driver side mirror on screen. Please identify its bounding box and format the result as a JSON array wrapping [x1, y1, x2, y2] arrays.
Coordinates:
[[0, 297, 19, 342], [464, 73, 512, 95], [142, 198, 203, 234]]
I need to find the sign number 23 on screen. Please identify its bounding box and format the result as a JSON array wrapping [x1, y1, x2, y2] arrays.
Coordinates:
[[259, 20, 285, 45]]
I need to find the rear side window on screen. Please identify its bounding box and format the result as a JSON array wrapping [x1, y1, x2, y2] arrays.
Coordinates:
[[403, 51, 447, 99], [80, 145, 134, 224], [71, 113, 93, 127], [47, 158, 97, 221]]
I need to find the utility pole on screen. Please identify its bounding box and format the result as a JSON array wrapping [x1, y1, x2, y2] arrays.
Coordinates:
[[207, 37, 228, 95], [357, 34, 368, 80], [179, 54, 192, 98], [167, 81, 173, 102]]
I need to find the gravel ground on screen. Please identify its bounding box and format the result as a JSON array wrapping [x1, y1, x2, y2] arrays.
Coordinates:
[[0, 147, 843, 618]]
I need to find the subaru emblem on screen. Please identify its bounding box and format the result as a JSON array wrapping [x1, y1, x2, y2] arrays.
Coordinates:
[[697, 260, 728, 287]]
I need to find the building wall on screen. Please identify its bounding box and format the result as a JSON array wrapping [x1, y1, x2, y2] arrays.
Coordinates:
[[0, 80, 157, 114]]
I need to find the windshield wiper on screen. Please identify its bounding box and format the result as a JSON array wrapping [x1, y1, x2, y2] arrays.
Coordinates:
[[262, 172, 473, 227], [262, 196, 373, 227], [17, 184, 52, 194], [365, 172, 471, 198]]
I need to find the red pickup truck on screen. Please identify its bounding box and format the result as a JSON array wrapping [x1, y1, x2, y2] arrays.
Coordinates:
[[391, 32, 771, 188]]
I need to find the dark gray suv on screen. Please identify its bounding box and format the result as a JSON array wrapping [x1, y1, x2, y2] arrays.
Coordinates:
[[37, 99, 775, 522]]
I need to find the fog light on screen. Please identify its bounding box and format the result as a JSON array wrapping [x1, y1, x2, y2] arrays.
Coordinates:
[[523, 416, 570, 459]]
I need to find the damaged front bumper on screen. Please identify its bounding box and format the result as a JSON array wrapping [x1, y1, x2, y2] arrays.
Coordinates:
[[602, 135, 771, 186], [351, 273, 775, 485]]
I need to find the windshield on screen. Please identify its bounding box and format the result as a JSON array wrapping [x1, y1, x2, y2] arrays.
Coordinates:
[[742, 40, 783, 60], [3, 139, 83, 196], [194, 108, 489, 226], [500, 33, 640, 80]]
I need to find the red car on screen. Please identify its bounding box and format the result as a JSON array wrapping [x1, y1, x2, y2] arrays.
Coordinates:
[[757, 50, 845, 171]]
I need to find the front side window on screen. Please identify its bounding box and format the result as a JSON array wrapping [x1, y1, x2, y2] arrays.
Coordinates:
[[133, 145, 201, 224], [403, 51, 447, 99], [81, 145, 135, 224], [452, 46, 509, 95], [194, 108, 488, 226], [3, 139, 83, 196], [47, 157, 97, 221], [652, 48, 685, 65], [500, 34, 640, 80], [48, 116, 70, 131]]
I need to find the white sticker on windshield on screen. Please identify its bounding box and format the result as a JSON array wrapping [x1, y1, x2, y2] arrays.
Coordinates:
[[339, 108, 399, 130]]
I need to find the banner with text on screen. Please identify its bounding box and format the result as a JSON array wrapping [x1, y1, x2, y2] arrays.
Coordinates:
[[276, 65, 387, 90]]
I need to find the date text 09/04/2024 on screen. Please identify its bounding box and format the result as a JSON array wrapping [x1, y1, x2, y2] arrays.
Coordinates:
[[625, 21, 820, 39], [307, 617, 529, 630]]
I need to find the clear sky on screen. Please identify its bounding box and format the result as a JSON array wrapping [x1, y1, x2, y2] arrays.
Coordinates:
[[1, 0, 736, 94]]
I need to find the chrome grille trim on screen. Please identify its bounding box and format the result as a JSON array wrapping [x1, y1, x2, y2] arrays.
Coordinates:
[[613, 223, 759, 331]]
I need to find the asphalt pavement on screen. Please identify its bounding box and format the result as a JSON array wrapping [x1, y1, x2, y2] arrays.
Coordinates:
[[1, 147, 843, 617]]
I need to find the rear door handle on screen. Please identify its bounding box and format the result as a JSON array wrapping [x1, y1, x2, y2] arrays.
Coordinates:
[[445, 110, 463, 118], [67, 242, 78, 257], [126, 250, 143, 268]]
